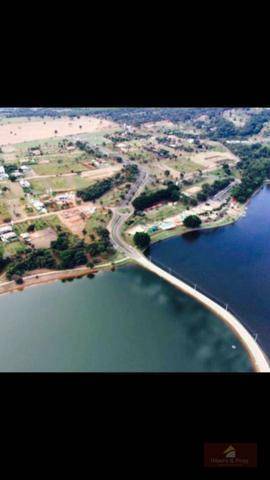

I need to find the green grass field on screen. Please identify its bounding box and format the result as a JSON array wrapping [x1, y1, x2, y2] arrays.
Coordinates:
[[32, 159, 88, 176], [13, 215, 64, 235], [0, 200, 10, 222], [168, 157, 202, 173], [74, 130, 116, 145], [30, 175, 95, 194], [85, 210, 111, 237], [3, 241, 28, 257], [144, 203, 186, 223]]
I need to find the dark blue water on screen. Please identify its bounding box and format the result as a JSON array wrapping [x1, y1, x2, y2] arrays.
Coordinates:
[[149, 185, 270, 355]]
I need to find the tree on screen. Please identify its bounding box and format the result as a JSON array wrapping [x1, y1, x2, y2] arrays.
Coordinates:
[[183, 215, 201, 228], [134, 232, 151, 249], [164, 170, 170, 177]]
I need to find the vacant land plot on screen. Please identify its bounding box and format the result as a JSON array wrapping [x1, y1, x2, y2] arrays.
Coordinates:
[[0, 116, 117, 146], [164, 157, 202, 173], [30, 176, 96, 194], [183, 185, 202, 195], [144, 203, 186, 223], [85, 209, 112, 238], [0, 200, 10, 223], [32, 158, 88, 176], [190, 150, 237, 170], [29, 227, 57, 249], [0, 182, 27, 221], [58, 203, 97, 237], [13, 215, 64, 235], [3, 241, 28, 258]]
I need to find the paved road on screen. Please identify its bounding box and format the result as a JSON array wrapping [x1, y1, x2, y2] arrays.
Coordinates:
[[109, 164, 150, 257], [213, 179, 240, 202]]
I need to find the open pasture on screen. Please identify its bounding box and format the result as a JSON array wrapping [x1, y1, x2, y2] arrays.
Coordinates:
[[0, 116, 117, 146]]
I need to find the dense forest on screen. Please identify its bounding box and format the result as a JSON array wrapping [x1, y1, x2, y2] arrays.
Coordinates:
[[205, 111, 270, 140]]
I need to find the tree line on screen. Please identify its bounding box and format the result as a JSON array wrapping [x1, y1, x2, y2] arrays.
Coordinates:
[[77, 164, 139, 202], [132, 183, 180, 211], [196, 178, 233, 202]]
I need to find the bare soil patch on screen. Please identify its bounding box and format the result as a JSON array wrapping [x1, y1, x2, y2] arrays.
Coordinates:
[[29, 227, 57, 249], [57, 203, 96, 237]]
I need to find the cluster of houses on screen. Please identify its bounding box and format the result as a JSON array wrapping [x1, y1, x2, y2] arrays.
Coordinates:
[[0, 224, 32, 245], [0, 164, 31, 183], [128, 199, 228, 237]]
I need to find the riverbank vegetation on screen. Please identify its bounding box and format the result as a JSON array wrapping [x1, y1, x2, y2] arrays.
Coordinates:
[[183, 215, 202, 228], [229, 143, 270, 203], [134, 232, 151, 249], [3, 225, 115, 281]]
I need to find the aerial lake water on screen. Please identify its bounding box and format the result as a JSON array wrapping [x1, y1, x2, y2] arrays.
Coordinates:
[[0, 265, 250, 372], [149, 185, 270, 358]]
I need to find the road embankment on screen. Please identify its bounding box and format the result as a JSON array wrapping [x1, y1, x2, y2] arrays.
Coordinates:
[[135, 255, 270, 373]]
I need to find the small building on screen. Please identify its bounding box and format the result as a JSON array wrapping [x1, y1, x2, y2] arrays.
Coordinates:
[[0, 225, 13, 235], [20, 232, 31, 243], [159, 221, 175, 231], [30, 148, 42, 156], [55, 193, 74, 206], [12, 170, 23, 178], [0, 231, 17, 243], [0, 166, 5, 175], [31, 199, 47, 213], [20, 165, 30, 172], [19, 179, 30, 189], [0, 173, 9, 181]]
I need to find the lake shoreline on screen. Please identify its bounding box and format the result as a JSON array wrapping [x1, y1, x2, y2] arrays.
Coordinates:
[[0, 195, 253, 298], [148, 184, 268, 246], [0, 257, 131, 298]]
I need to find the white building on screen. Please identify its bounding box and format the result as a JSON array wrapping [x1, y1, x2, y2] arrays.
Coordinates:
[[0, 225, 13, 235], [0, 166, 5, 175], [0, 231, 17, 243], [20, 165, 30, 172], [19, 179, 30, 189], [0, 173, 9, 181], [30, 199, 47, 213], [12, 170, 23, 178], [20, 232, 31, 243]]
